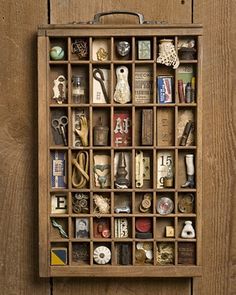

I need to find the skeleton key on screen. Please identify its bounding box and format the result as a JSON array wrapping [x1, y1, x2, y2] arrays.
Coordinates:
[[52, 115, 68, 146]]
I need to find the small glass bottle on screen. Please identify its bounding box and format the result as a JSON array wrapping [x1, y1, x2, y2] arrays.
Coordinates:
[[72, 75, 86, 103]]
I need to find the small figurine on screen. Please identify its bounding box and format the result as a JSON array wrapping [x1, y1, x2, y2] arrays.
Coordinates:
[[157, 39, 179, 69], [181, 220, 195, 239], [181, 154, 195, 188], [74, 114, 89, 147], [114, 66, 131, 104]]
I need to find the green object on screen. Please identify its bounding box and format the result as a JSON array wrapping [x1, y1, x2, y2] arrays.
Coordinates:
[[50, 46, 65, 60]]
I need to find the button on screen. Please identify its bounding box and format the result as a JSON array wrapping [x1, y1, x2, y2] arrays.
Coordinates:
[[135, 217, 152, 233]]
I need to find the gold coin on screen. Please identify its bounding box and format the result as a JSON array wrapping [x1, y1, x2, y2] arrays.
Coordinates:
[[141, 198, 151, 209]]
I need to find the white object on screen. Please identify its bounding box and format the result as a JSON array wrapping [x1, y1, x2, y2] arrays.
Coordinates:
[[52, 75, 67, 103], [185, 154, 194, 175], [181, 220, 195, 239], [93, 246, 111, 264], [114, 66, 131, 104], [157, 39, 179, 69]]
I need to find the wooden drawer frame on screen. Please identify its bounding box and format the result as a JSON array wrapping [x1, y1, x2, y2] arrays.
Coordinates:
[[38, 23, 203, 277]]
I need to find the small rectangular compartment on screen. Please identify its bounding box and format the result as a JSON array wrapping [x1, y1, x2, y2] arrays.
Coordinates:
[[156, 242, 175, 265], [70, 37, 89, 61], [114, 217, 132, 238], [176, 64, 197, 103], [156, 217, 175, 239], [93, 242, 112, 265], [135, 108, 154, 146], [92, 107, 110, 146], [135, 150, 153, 189], [156, 150, 175, 189], [72, 192, 90, 214], [50, 217, 69, 240], [72, 217, 90, 239], [51, 193, 68, 214], [49, 65, 68, 104], [92, 38, 111, 62], [135, 38, 153, 60], [178, 150, 196, 189], [72, 242, 90, 265], [134, 192, 153, 214], [71, 65, 89, 104], [177, 217, 196, 239], [178, 242, 196, 265], [93, 150, 111, 189], [177, 107, 196, 146], [92, 65, 111, 104], [50, 242, 68, 266], [135, 242, 154, 265], [178, 192, 195, 214], [93, 192, 111, 215], [134, 65, 153, 103], [71, 150, 90, 189], [114, 151, 132, 189], [113, 64, 132, 104], [114, 243, 132, 265], [135, 217, 153, 239], [114, 37, 132, 60], [50, 108, 68, 146], [49, 38, 68, 61], [50, 150, 67, 189], [71, 107, 89, 147], [93, 217, 111, 239], [113, 108, 132, 147], [156, 192, 175, 215], [114, 192, 132, 214], [157, 108, 175, 146]]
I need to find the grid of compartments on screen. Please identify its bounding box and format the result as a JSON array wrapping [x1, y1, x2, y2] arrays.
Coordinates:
[[43, 30, 202, 276]]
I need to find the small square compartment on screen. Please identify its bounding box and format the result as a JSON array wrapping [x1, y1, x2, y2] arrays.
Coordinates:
[[92, 38, 111, 61], [93, 192, 111, 215], [134, 192, 153, 214], [72, 242, 90, 265], [71, 65, 89, 104], [72, 192, 90, 214], [113, 108, 132, 147], [156, 217, 175, 239], [135, 150, 153, 189], [93, 218, 111, 239], [114, 151, 132, 189], [135, 242, 154, 265], [114, 217, 132, 238], [92, 65, 111, 104], [178, 217, 196, 239], [70, 38, 89, 61], [49, 65, 68, 104], [114, 243, 132, 265], [134, 65, 153, 104], [92, 107, 110, 146], [51, 193, 68, 214], [114, 37, 132, 60], [113, 64, 132, 104], [71, 107, 90, 147], [50, 108, 68, 146], [50, 217, 68, 240], [114, 192, 132, 214], [93, 150, 111, 189], [93, 243, 112, 265], [135, 217, 153, 239], [177, 107, 196, 146], [71, 150, 90, 189], [49, 38, 68, 61], [50, 150, 67, 189], [156, 242, 175, 265], [156, 150, 175, 189], [178, 192, 195, 214]]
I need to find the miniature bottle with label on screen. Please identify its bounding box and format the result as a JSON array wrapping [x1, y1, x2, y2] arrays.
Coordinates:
[[72, 75, 86, 103]]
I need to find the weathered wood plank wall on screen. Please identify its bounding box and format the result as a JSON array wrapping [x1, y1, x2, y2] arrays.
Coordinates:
[[0, 0, 235, 294]]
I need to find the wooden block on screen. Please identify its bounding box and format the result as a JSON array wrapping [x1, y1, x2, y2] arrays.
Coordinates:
[[157, 109, 175, 146], [51, 194, 67, 214], [142, 109, 153, 145], [165, 226, 175, 237], [51, 248, 67, 266]]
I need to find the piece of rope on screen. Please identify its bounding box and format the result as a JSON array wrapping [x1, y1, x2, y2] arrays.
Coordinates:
[[72, 151, 89, 188]]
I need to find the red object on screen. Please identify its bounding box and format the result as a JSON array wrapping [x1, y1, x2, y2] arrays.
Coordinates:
[[178, 80, 185, 103], [102, 229, 111, 238], [135, 218, 152, 233], [113, 111, 132, 147]]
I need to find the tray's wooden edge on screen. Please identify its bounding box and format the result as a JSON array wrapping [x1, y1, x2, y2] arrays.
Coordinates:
[[48, 266, 202, 278]]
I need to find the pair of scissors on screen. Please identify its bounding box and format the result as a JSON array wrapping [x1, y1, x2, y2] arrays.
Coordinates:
[[93, 68, 109, 103], [52, 115, 68, 146]]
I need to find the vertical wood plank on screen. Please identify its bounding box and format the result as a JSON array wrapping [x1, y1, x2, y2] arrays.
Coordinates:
[[193, 0, 236, 294], [50, 1, 192, 294], [0, 0, 50, 294], [50, 0, 192, 24]]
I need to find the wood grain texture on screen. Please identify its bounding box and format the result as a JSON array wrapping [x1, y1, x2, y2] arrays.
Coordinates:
[[0, 0, 50, 294], [193, 0, 236, 294], [50, 0, 192, 24]]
